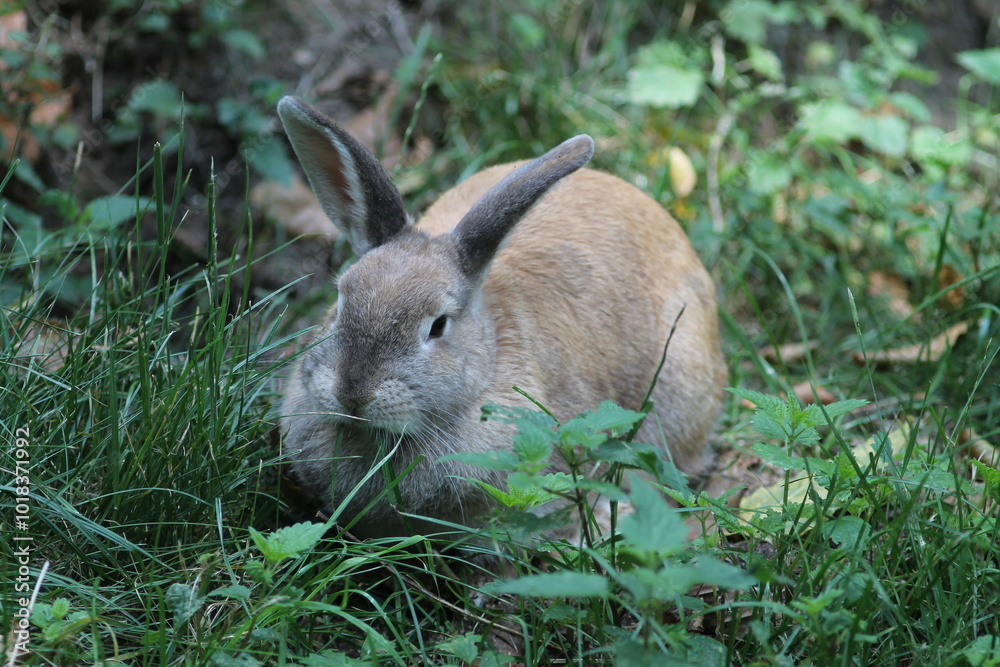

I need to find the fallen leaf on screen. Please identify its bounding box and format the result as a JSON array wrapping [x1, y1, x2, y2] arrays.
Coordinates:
[[855, 321, 970, 365], [9, 319, 77, 373], [791, 381, 835, 406], [667, 146, 697, 198], [961, 428, 999, 469], [867, 271, 913, 319], [250, 175, 339, 240], [737, 419, 912, 516], [937, 264, 965, 310], [758, 340, 818, 363]]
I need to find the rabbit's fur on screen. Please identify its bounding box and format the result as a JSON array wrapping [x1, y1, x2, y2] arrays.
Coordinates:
[[278, 96, 725, 538]]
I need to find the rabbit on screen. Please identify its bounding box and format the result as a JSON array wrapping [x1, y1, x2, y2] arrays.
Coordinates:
[[277, 95, 726, 539]]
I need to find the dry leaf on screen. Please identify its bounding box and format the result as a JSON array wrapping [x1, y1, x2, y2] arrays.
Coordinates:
[[856, 320, 970, 366], [791, 381, 835, 406], [867, 271, 913, 319], [738, 419, 913, 516], [961, 428, 999, 468], [937, 264, 965, 310], [666, 146, 697, 198], [758, 340, 818, 363], [250, 175, 339, 241], [10, 320, 76, 373]]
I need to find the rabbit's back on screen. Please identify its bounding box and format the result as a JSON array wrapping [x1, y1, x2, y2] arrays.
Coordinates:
[[419, 165, 725, 472]]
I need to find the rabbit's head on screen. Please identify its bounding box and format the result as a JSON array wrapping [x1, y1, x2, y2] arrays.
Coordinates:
[[277, 96, 593, 438]]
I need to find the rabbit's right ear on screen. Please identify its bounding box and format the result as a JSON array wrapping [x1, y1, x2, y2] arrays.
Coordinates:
[[277, 96, 408, 255]]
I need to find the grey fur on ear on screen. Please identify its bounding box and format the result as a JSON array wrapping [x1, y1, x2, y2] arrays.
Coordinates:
[[277, 96, 408, 255], [451, 135, 594, 278]]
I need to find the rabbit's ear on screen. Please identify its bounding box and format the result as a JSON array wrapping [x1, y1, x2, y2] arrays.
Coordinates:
[[277, 96, 407, 255], [452, 135, 594, 279]]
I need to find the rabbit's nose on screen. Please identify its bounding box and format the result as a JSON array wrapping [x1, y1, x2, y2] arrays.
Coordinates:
[[338, 388, 375, 417]]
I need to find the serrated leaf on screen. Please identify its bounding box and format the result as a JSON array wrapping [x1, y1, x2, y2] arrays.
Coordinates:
[[569, 478, 629, 502], [961, 634, 1000, 666], [799, 101, 862, 143], [747, 151, 793, 195], [252, 521, 327, 564], [221, 29, 265, 60], [209, 584, 252, 600], [889, 91, 931, 122], [50, 598, 71, 619], [911, 125, 973, 167], [822, 515, 872, 550], [83, 195, 153, 231], [435, 632, 481, 663], [210, 652, 262, 667], [747, 44, 784, 81], [722, 0, 797, 44], [439, 449, 520, 471], [165, 583, 205, 625], [627, 65, 704, 109], [246, 136, 295, 186], [727, 387, 785, 413], [513, 418, 556, 466], [859, 114, 909, 157], [957, 48, 1000, 85], [687, 556, 757, 589], [752, 411, 793, 442], [821, 398, 869, 419], [495, 571, 609, 598], [298, 651, 371, 667], [128, 80, 183, 117], [751, 442, 807, 470], [620, 477, 687, 556], [580, 401, 646, 435]]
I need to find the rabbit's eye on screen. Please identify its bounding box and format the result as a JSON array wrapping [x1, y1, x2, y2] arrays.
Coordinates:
[[428, 315, 448, 339]]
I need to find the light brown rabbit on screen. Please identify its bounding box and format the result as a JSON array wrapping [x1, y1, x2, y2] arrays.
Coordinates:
[[278, 96, 725, 538]]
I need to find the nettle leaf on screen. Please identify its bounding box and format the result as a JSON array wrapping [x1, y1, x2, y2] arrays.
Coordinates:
[[859, 114, 909, 158], [627, 65, 704, 109], [799, 101, 862, 143], [210, 652, 262, 667], [727, 387, 785, 414], [299, 650, 370, 666], [911, 125, 973, 167], [722, 0, 797, 45], [747, 44, 784, 81], [752, 442, 807, 470], [166, 583, 205, 625], [435, 632, 482, 663], [570, 478, 630, 503], [250, 522, 327, 564], [246, 136, 295, 186], [746, 150, 793, 195], [822, 515, 872, 550], [512, 418, 556, 469], [494, 571, 609, 598], [957, 47, 1000, 85], [822, 398, 870, 419], [577, 401, 646, 436], [82, 195, 153, 231], [619, 477, 687, 556], [687, 556, 758, 589], [477, 473, 559, 511], [481, 402, 557, 427], [209, 584, 252, 600], [440, 449, 520, 471]]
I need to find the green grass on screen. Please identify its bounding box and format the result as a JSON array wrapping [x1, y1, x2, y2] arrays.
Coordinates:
[[2, 1, 1000, 665]]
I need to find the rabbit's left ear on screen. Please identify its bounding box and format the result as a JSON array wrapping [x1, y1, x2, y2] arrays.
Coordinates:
[[451, 135, 594, 280], [277, 96, 408, 256]]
